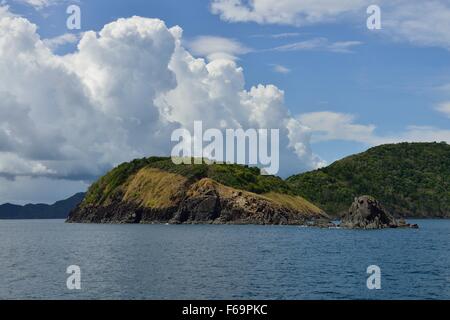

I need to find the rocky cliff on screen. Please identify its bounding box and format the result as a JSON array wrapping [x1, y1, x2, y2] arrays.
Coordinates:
[[67, 158, 329, 225]]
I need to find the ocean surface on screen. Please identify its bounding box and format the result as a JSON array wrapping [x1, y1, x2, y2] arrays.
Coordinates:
[[0, 219, 448, 300]]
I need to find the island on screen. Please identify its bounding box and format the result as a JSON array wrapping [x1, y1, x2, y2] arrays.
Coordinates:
[[67, 142, 449, 226], [67, 157, 330, 226]]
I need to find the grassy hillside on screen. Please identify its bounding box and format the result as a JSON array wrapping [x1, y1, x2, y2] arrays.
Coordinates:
[[81, 157, 299, 209], [71, 157, 329, 225], [287, 142, 450, 218], [122, 168, 188, 209], [263, 192, 324, 215]]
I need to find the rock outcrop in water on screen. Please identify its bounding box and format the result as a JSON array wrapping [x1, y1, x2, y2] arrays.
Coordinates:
[[67, 157, 330, 226], [340, 196, 418, 229]]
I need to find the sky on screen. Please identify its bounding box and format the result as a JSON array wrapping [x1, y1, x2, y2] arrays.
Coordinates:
[[1, 0, 450, 204]]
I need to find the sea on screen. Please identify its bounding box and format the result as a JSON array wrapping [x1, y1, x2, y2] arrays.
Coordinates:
[[0, 219, 448, 300]]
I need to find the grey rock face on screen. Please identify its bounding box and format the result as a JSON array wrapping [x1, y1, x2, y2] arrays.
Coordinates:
[[169, 179, 316, 225], [68, 178, 331, 226], [340, 196, 418, 229]]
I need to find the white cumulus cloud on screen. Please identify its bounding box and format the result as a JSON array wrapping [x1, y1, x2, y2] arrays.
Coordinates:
[[43, 33, 80, 51], [0, 5, 322, 194]]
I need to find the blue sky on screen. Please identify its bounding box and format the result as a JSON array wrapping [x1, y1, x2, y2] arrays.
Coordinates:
[[27, 0, 450, 162], [1, 0, 450, 203]]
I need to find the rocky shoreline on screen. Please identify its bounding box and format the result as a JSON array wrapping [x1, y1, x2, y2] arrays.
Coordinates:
[[68, 192, 420, 230], [67, 178, 330, 227]]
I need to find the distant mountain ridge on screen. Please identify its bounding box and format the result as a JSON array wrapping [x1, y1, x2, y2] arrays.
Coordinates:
[[287, 142, 450, 218], [0, 193, 85, 219]]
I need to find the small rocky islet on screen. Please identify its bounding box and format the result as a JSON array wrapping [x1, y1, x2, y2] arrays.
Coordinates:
[[339, 196, 419, 229]]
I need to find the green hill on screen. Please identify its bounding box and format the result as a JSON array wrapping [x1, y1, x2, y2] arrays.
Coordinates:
[[68, 157, 327, 225], [82, 157, 294, 207], [287, 142, 450, 218]]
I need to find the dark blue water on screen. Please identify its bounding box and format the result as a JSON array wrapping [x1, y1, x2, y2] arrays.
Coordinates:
[[0, 219, 448, 300]]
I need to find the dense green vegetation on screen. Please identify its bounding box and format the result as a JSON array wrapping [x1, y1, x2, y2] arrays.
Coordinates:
[[83, 157, 294, 206], [287, 142, 450, 218], [82, 142, 450, 218]]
